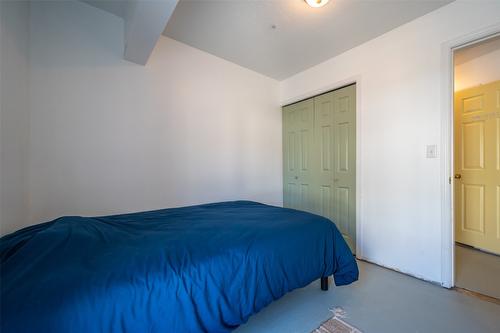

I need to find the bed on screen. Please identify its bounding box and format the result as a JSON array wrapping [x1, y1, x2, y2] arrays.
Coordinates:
[[0, 201, 358, 332]]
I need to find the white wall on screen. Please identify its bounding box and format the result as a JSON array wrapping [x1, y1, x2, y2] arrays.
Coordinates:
[[22, 0, 281, 231], [280, 1, 500, 284], [455, 48, 500, 91], [0, 1, 31, 235]]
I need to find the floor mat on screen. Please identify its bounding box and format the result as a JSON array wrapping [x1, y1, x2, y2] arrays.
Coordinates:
[[311, 308, 362, 333]]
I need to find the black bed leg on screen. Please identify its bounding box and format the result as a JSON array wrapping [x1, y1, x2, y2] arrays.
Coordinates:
[[321, 277, 329, 291]]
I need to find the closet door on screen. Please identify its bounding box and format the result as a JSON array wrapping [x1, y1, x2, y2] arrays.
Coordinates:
[[332, 85, 356, 252], [314, 92, 336, 222], [283, 99, 315, 213], [282, 85, 356, 253]]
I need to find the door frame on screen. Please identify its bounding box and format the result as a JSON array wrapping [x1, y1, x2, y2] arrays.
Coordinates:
[[281, 76, 364, 258], [440, 24, 500, 288]]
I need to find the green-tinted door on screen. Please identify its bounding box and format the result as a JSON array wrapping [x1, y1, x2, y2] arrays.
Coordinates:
[[332, 85, 356, 252], [282, 85, 356, 253], [282, 99, 316, 213], [314, 91, 336, 220]]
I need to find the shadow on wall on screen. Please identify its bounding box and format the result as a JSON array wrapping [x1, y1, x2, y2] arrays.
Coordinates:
[[31, 0, 128, 68]]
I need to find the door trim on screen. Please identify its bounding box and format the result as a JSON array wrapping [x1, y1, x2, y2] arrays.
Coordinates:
[[281, 76, 364, 258], [440, 24, 500, 288]]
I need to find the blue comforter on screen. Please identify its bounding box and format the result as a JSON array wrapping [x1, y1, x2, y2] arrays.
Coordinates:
[[0, 201, 358, 332]]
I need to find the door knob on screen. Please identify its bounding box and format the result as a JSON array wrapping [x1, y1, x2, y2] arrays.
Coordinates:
[[454, 174, 462, 179], [294, 176, 298, 180]]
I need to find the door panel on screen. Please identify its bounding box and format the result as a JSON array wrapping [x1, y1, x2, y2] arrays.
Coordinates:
[[321, 125, 332, 172], [285, 183, 298, 208], [336, 186, 350, 234], [314, 92, 336, 221], [313, 86, 356, 252], [497, 186, 500, 239], [461, 121, 484, 170], [337, 122, 350, 172], [455, 80, 500, 254], [300, 184, 310, 211], [300, 129, 310, 171], [461, 184, 485, 233], [333, 85, 356, 252], [286, 132, 296, 172], [320, 185, 332, 218], [497, 118, 500, 170], [283, 99, 315, 213], [462, 94, 483, 113]]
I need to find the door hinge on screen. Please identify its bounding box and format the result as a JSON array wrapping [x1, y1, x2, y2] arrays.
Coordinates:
[[448, 176, 451, 185]]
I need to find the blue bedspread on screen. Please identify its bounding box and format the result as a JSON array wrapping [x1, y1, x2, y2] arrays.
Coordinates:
[[0, 201, 358, 333]]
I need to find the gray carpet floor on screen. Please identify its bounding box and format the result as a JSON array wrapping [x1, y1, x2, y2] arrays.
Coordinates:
[[236, 260, 500, 333], [455, 243, 500, 299]]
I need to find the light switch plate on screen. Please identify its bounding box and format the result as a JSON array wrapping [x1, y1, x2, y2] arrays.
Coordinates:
[[426, 144, 438, 158]]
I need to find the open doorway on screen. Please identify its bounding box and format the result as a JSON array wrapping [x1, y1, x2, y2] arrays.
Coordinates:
[[453, 35, 500, 300]]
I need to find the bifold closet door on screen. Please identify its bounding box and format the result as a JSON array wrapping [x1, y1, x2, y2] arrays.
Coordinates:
[[282, 99, 316, 213], [332, 85, 356, 252], [283, 85, 356, 253], [314, 91, 336, 225], [313, 86, 356, 252]]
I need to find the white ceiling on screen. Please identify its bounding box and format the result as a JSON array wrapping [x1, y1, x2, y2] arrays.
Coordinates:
[[163, 0, 453, 80]]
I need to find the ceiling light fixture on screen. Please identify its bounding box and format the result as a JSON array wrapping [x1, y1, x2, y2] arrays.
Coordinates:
[[304, 0, 329, 8]]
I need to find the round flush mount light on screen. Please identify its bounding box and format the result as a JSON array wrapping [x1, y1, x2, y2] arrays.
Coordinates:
[[305, 0, 329, 8]]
